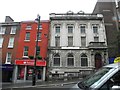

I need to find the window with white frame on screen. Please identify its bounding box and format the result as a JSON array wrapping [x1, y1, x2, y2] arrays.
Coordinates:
[[8, 37, 14, 48], [67, 53, 74, 66], [0, 37, 3, 48], [37, 24, 42, 30], [80, 25, 86, 34], [26, 24, 32, 30], [53, 54, 60, 66], [25, 32, 30, 40], [81, 37, 86, 47], [68, 36, 73, 47], [10, 26, 16, 34], [23, 46, 29, 56], [36, 46, 40, 56], [6, 52, 12, 64], [55, 26, 60, 33], [81, 54, 88, 66], [93, 25, 98, 34], [0, 27, 6, 34], [37, 32, 41, 40], [68, 26, 73, 33], [55, 36, 60, 47]]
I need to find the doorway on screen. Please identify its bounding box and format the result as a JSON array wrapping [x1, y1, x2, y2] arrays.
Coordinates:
[[95, 53, 102, 69]]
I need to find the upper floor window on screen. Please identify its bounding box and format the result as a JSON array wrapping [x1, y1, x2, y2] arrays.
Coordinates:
[[81, 54, 88, 66], [55, 36, 60, 47], [68, 26, 73, 33], [68, 36, 73, 47], [80, 25, 86, 34], [37, 32, 41, 41], [10, 26, 16, 34], [53, 54, 60, 66], [93, 25, 98, 34], [81, 37, 86, 47], [23, 46, 29, 56], [5, 52, 12, 64], [36, 46, 40, 56], [55, 26, 60, 33], [8, 37, 14, 48], [67, 53, 74, 66], [0, 27, 6, 34], [37, 24, 42, 30], [0, 37, 3, 48], [26, 24, 32, 30], [94, 36, 99, 42], [25, 32, 30, 41]]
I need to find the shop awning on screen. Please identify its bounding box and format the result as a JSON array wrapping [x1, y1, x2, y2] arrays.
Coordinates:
[[15, 59, 46, 66]]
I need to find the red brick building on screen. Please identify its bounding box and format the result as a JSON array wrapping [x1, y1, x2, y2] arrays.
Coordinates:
[[0, 16, 20, 82], [13, 20, 49, 83]]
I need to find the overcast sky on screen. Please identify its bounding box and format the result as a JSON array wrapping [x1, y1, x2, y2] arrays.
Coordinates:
[[0, 0, 98, 22]]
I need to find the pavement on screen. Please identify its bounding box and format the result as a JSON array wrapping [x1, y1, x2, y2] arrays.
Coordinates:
[[1, 78, 82, 89]]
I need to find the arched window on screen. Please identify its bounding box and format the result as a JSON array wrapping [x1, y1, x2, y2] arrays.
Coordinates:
[[53, 54, 60, 66], [67, 53, 74, 66], [81, 54, 88, 66]]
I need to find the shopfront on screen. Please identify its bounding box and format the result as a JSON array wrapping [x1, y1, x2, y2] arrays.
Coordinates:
[[1, 64, 14, 82], [13, 59, 46, 83]]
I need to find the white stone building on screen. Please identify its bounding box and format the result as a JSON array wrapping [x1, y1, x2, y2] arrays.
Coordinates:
[[48, 11, 108, 80]]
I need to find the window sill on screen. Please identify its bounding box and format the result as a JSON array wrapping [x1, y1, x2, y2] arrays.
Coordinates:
[[8, 46, 14, 48], [24, 40, 30, 42]]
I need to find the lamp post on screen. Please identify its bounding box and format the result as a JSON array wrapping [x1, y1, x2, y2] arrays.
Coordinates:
[[32, 14, 40, 86]]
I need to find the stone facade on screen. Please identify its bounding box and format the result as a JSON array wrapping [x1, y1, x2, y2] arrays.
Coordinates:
[[48, 12, 108, 80]]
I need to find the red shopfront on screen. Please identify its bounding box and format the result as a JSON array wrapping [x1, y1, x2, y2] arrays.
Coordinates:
[[13, 59, 46, 83]]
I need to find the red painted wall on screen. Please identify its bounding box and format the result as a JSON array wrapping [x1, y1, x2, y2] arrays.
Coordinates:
[[16, 20, 49, 60]]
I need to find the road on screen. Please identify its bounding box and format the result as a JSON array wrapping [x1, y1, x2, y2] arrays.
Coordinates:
[[2, 83, 75, 90]]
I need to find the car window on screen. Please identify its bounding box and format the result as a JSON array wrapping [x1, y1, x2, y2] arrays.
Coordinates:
[[78, 67, 111, 89], [99, 70, 120, 90]]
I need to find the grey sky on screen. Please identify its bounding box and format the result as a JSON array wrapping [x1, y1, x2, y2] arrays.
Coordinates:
[[0, 0, 98, 22]]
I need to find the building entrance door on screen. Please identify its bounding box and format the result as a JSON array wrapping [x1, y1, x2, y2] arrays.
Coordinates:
[[95, 53, 102, 69]]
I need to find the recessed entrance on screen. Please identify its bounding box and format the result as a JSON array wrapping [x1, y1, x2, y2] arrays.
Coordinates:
[[95, 53, 102, 69]]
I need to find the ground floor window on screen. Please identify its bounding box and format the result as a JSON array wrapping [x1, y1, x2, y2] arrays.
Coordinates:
[[17, 65, 43, 80]]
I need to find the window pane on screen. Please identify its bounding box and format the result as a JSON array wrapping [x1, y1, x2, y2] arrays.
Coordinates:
[[67, 54, 74, 66], [25, 32, 30, 40], [26, 25, 32, 30], [37, 32, 41, 40], [81, 37, 86, 47], [8, 37, 14, 48], [6, 53, 12, 63], [55, 26, 60, 33], [53, 54, 60, 66], [68, 37, 73, 47], [0, 37, 3, 47], [36, 46, 40, 55], [55, 37, 60, 47], [11, 26, 16, 34], [0, 27, 6, 34], [68, 26, 73, 33], [23, 46, 29, 56], [94, 37, 99, 42], [80, 26, 85, 34], [93, 26, 98, 34], [81, 54, 88, 66]]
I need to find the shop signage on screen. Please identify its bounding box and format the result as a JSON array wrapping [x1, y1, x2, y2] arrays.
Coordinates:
[[15, 59, 46, 66], [0, 64, 14, 71]]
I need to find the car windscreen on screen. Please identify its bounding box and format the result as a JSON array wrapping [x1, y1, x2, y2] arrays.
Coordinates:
[[78, 67, 112, 89]]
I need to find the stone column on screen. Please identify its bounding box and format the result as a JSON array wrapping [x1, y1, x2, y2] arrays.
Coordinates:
[[42, 67, 46, 81], [24, 66, 27, 82]]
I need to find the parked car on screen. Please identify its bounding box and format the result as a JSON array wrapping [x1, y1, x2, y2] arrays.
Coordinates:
[[71, 63, 120, 90]]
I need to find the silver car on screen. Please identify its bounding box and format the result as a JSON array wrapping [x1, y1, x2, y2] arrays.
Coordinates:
[[71, 63, 120, 90]]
